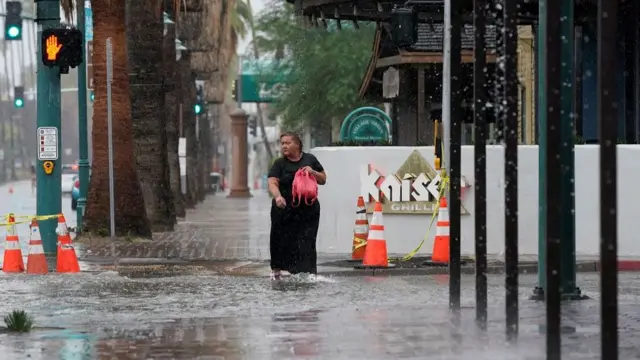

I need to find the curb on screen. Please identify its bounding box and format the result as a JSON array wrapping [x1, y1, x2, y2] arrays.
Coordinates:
[[70, 258, 640, 277]]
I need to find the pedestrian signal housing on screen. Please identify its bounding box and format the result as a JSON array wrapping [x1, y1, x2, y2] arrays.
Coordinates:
[[41, 27, 83, 72]]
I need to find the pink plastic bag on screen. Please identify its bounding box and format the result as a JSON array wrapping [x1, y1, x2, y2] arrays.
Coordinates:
[[291, 169, 318, 207]]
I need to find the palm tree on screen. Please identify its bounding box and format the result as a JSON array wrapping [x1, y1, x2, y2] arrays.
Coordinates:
[[163, 2, 185, 218], [230, 0, 252, 41], [126, 0, 175, 231], [75, 0, 152, 237]]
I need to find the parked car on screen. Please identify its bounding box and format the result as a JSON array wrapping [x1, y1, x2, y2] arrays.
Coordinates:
[[71, 176, 79, 210], [62, 164, 79, 194]]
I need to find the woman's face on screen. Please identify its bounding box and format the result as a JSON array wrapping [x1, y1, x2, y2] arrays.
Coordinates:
[[281, 136, 299, 157]]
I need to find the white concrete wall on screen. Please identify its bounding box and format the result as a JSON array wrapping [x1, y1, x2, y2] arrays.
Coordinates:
[[310, 145, 640, 257]]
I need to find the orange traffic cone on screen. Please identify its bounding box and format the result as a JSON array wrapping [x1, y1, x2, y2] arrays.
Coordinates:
[[357, 201, 393, 269], [350, 196, 369, 261], [56, 215, 80, 273], [430, 196, 450, 264], [26, 218, 48, 274], [2, 214, 24, 273]]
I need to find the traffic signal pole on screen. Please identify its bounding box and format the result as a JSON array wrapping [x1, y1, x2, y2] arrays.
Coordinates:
[[36, 0, 62, 256], [76, 0, 89, 231]]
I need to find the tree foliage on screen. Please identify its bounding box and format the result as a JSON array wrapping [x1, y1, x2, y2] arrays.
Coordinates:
[[251, 1, 375, 130]]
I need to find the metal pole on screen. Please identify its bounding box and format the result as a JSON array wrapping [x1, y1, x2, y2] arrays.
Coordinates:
[[444, 0, 462, 311], [532, 2, 548, 302], [503, 0, 518, 341], [544, 0, 562, 357], [36, 0, 62, 255], [473, 0, 487, 331], [9, 113, 15, 180], [493, 1, 504, 143], [106, 38, 116, 238], [598, 0, 619, 357], [442, 0, 451, 187], [76, 0, 90, 231], [449, 0, 462, 312], [559, 0, 581, 299]]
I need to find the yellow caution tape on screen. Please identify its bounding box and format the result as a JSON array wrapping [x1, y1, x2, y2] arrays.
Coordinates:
[[352, 168, 451, 262], [0, 213, 62, 227], [392, 169, 449, 262]]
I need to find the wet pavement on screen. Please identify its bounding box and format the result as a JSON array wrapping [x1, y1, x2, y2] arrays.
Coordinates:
[[0, 272, 638, 359], [0, 181, 638, 358]]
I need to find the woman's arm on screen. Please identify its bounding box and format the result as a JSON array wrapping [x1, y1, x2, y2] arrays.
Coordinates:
[[268, 177, 281, 198], [311, 170, 327, 185], [268, 158, 283, 197]]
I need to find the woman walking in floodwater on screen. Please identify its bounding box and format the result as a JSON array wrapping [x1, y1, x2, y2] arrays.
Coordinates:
[[268, 132, 327, 280]]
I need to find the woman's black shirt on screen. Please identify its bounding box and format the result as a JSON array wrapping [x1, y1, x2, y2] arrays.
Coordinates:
[[268, 153, 324, 210]]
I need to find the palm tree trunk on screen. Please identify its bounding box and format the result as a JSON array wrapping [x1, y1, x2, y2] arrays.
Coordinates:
[[163, 6, 186, 218], [84, 0, 152, 237], [126, 0, 175, 232]]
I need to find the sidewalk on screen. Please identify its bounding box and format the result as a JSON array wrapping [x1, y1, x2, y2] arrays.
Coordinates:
[[77, 190, 272, 262], [76, 191, 640, 277]]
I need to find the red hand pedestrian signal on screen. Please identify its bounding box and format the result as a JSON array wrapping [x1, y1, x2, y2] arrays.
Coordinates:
[[45, 35, 63, 61], [41, 27, 83, 69]]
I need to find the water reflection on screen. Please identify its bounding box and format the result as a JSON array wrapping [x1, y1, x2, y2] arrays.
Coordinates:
[[270, 309, 322, 358], [3, 330, 95, 360], [0, 274, 639, 359], [92, 319, 246, 359]]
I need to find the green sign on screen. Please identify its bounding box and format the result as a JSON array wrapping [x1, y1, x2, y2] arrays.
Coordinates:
[[339, 107, 392, 141], [239, 59, 289, 103]]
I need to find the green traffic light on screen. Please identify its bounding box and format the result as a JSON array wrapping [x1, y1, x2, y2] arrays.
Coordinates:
[[14, 98, 23, 108], [194, 104, 202, 114], [90, 92, 95, 102], [7, 26, 20, 39]]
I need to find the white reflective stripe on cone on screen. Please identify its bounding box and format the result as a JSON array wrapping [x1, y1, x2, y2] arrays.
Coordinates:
[[368, 229, 384, 240], [355, 224, 368, 233], [436, 226, 450, 236], [28, 245, 45, 254], [6, 225, 16, 236], [4, 240, 20, 249]]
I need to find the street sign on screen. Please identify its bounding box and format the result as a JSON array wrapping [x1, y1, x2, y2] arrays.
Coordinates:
[[84, 2, 93, 42], [237, 59, 290, 103], [37, 127, 58, 160], [339, 107, 392, 141], [87, 40, 94, 89]]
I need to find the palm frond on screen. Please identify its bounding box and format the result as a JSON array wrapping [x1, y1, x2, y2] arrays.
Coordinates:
[[60, 0, 75, 23], [235, 0, 253, 25]]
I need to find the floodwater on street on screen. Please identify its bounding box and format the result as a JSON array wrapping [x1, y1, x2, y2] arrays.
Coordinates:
[[1, 272, 640, 359]]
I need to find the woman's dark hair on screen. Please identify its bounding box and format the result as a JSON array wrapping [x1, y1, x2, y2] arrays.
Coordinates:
[[279, 131, 303, 153]]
